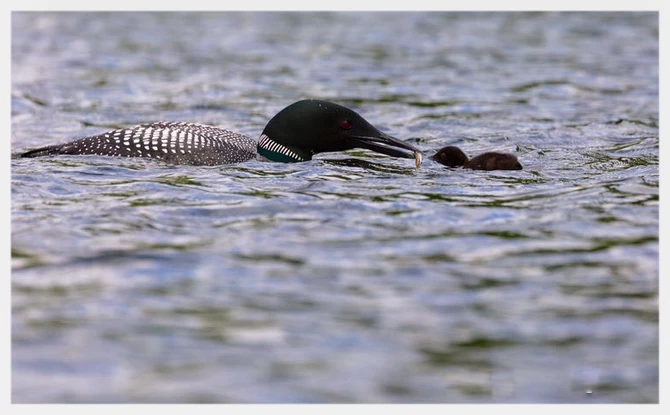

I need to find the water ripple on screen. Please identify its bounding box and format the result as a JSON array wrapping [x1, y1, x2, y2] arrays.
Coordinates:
[[12, 11, 658, 403]]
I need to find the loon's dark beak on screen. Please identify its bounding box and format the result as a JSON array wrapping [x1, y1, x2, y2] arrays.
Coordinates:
[[348, 131, 422, 160]]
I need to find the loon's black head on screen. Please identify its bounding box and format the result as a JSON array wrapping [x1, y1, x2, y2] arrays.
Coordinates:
[[257, 100, 421, 163]]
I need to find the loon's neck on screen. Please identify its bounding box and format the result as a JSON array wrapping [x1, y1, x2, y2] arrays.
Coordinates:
[[256, 133, 312, 163]]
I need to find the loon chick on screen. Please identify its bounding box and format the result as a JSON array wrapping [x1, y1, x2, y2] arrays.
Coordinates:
[[429, 145, 469, 168], [19, 100, 422, 166], [430, 146, 522, 170]]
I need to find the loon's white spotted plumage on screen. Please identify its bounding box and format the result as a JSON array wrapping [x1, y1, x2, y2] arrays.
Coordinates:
[[31, 122, 258, 165]]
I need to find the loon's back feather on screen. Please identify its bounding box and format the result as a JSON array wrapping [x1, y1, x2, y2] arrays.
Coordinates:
[[20, 144, 66, 158], [20, 121, 258, 166]]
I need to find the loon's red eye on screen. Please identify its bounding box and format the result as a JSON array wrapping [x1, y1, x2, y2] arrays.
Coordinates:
[[340, 119, 352, 130]]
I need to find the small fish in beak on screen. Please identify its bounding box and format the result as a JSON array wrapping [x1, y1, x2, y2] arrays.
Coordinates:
[[414, 151, 423, 168]]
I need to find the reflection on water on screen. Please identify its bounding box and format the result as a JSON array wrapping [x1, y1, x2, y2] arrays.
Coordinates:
[[11, 12, 657, 403]]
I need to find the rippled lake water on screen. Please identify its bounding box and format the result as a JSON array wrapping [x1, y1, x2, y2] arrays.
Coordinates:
[[11, 12, 658, 403]]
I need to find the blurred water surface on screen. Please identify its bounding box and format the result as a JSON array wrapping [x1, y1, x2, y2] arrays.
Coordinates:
[[11, 12, 658, 403]]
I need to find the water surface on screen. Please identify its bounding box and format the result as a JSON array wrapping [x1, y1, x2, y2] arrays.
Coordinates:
[[11, 12, 658, 403]]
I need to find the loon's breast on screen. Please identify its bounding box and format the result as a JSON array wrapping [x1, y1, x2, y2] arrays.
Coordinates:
[[23, 121, 258, 166]]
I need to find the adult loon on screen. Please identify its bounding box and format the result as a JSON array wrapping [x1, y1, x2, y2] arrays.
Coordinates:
[[431, 146, 522, 170], [20, 99, 423, 166]]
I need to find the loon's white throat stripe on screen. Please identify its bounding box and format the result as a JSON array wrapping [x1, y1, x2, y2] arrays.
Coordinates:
[[258, 134, 304, 161]]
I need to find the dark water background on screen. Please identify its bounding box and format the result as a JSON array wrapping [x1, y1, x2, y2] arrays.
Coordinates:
[[11, 12, 658, 403]]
